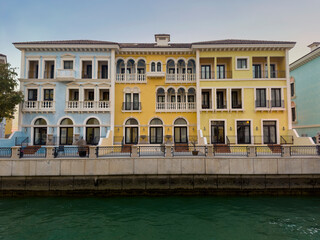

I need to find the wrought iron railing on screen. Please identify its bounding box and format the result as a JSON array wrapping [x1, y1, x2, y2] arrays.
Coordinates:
[[96, 146, 131, 157], [20, 146, 46, 158], [15, 137, 29, 146], [214, 145, 248, 156], [138, 146, 165, 157], [290, 146, 320, 156], [255, 146, 282, 156], [172, 145, 207, 157], [0, 148, 12, 158], [280, 135, 294, 145], [53, 146, 89, 158]]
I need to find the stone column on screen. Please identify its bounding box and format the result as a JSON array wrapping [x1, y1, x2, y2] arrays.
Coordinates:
[[165, 145, 172, 157], [248, 146, 256, 157], [89, 146, 97, 159], [207, 144, 214, 157], [282, 146, 291, 157], [131, 145, 139, 158], [46, 146, 54, 159], [11, 146, 21, 160]]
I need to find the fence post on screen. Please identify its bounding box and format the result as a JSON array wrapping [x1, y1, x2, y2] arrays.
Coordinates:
[[248, 146, 256, 157], [131, 145, 139, 158], [165, 145, 172, 157], [207, 144, 214, 157], [11, 146, 20, 160], [46, 146, 54, 159], [89, 146, 97, 159], [282, 146, 291, 157]]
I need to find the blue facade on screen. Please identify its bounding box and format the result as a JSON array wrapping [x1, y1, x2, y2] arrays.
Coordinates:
[[290, 52, 320, 138], [20, 50, 112, 145]]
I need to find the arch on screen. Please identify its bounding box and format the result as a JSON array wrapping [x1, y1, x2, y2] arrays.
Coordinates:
[[137, 59, 146, 68], [151, 62, 156, 72], [125, 58, 136, 64], [123, 87, 131, 93], [84, 116, 101, 125], [150, 118, 163, 125], [34, 118, 47, 125], [157, 62, 162, 72], [166, 59, 175, 73], [132, 87, 140, 93], [166, 57, 176, 64], [125, 118, 139, 125], [188, 87, 196, 94], [174, 117, 187, 125], [87, 118, 99, 125], [167, 87, 175, 94], [116, 59, 125, 74], [60, 118, 73, 125], [177, 87, 186, 95], [157, 87, 165, 94]]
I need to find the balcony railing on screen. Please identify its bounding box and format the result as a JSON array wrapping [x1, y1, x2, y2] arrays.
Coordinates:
[[156, 102, 196, 111], [56, 69, 75, 79], [253, 70, 268, 79], [43, 71, 54, 79], [65, 101, 110, 111], [270, 70, 286, 78], [28, 70, 38, 79], [200, 71, 215, 80], [122, 102, 141, 111], [270, 100, 284, 108], [166, 73, 196, 82], [22, 101, 55, 111], [116, 74, 146, 83], [216, 71, 232, 79], [82, 71, 92, 79]]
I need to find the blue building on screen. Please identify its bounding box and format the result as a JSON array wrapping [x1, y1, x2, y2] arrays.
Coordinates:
[[290, 42, 320, 142], [14, 40, 118, 146]]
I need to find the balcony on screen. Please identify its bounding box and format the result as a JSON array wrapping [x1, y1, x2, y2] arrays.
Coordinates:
[[255, 100, 284, 110], [166, 73, 196, 83], [116, 74, 146, 83], [65, 101, 110, 112], [22, 101, 55, 112], [216, 101, 227, 110], [122, 102, 141, 111], [156, 102, 196, 112], [56, 69, 75, 80]]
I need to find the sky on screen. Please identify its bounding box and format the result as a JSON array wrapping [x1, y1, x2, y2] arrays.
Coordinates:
[[1, 0, 320, 74]]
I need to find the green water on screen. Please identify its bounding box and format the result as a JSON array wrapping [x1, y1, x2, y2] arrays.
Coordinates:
[[0, 197, 319, 240]]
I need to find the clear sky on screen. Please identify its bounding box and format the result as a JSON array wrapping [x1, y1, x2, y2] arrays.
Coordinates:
[[1, 0, 319, 74]]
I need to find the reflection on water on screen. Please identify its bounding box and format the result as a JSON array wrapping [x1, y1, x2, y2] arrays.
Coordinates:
[[0, 196, 319, 240]]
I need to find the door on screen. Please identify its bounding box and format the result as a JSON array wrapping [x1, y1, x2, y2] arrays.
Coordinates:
[[263, 121, 277, 144], [150, 127, 163, 144], [86, 127, 100, 145], [60, 127, 73, 145], [125, 127, 138, 144], [217, 65, 225, 79], [174, 127, 188, 143], [237, 121, 251, 144], [211, 121, 225, 144], [101, 65, 108, 79], [253, 64, 261, 78], [133, 93, 139, 110], [34, 127, 47, 145], [217, 91, 224, 109], [202, 92, 210, 109], [87, 65, 92, 78]]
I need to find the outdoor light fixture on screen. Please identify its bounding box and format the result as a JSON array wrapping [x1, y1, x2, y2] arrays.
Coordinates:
[[230, 127, 232, 131], [256, 127, 258, 131], [203, 127, 206, 131], [283, 127, 285, 130]]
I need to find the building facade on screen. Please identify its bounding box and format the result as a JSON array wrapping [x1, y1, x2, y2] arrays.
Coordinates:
[[13, 35, 295, 146], [290, 42, 320, 141]]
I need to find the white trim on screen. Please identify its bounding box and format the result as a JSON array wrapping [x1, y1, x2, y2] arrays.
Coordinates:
[[235, 119, 253, 145], [235, 56, 250, 70], [209, 119, 227, 144], [260, 119, 279, 144]]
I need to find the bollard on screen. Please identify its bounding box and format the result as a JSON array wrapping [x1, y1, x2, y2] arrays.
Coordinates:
[[165, 145, 172, 157], [89, 146, 97, 159]]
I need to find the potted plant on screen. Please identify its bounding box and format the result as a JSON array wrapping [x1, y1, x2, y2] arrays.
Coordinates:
[[190, 139, 199, 156], [77, 137, 88, 157]]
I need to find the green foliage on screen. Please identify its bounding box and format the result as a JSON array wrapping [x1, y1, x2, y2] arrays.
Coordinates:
[[0, 63, 24, 122]]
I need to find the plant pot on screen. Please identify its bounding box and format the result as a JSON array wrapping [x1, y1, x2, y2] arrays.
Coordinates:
[[192, 150, 199, 156], [78, 150, 87, 157]]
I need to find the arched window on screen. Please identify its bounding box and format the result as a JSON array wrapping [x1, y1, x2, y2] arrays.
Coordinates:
[[60, 118, 73, 125], [157, 62, 161, 72], [188, 88, 196, 103], [150, 118, 163, 125], [151, 62, 155, 72], [34, 118, 47, 125], [87, 118, 99, 125], [174, 118, 187, 125], [125, 118, 138, 125]]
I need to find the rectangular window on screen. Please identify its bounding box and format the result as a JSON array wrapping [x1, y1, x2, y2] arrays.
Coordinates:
[[202, 91, 210, 109], [291, 83, 295, 97], [270, 64, 276, 78], [216, 90, 226, 109], [125, 93, 131, 110], [237, 121, 251, 144], [133, 93, 139, 110], [43, 89, 53, 101], [28, 89, 38, 101], [64, 61, 73, 70], [217, 65, 225, 79], [253, 64, 262, 78], [231, 89, 242, 109], [201, 65, 211, 79], [256, 89, 266, 108], [271, 88, 282, 107], [292, 107, 296, 122], [237, 58, 248, 69]]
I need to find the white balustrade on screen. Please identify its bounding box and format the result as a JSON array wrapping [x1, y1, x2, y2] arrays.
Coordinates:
[[156, 102, 196, 111], [23, 101, 55, 111], [57, 69, 75, 79], [66, 101, 110, 111]]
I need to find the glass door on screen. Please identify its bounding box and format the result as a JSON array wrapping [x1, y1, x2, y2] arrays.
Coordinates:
[[263, 121, 277, 144], [237, 121, 251, 144], [150, 127, 163, 144], [211, 121, 225, 144], [174, 127, 188, 143], [60, 127, 73, 145], [125, 127, 138, 144], [86, 127, 100, 145], [34, 127, 47, 145]]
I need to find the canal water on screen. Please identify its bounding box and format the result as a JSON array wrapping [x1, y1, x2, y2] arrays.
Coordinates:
[[0, 196, 319, 240]]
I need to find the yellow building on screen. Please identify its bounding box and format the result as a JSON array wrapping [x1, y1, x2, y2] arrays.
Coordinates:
[[112, 35, 295, 146]]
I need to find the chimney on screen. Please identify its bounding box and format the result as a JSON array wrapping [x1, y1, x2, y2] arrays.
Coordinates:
[[308, 42, 320, 51], [155, 34, 170, 46]]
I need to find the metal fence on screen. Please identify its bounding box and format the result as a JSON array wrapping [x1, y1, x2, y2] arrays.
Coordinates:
[[290, 146, 320, 156], [53, 146, 89, 158], [97, 146, 131, 157], [214, 145, 248, 156], [0, 148, 12, 158], [138, 146, 165, 157], [20, 146, 46, 158], [172, 145, 207, 157], [255, 146, 282, 156]]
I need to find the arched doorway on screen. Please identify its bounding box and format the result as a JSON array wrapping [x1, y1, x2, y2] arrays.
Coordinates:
[[60, 118, 73, 145], [34, 118, 47, 145], [174, 118, 188, 144], [125, 118, 138, 144], [86, 118, 100, 145], [149, 118, 163, 144]]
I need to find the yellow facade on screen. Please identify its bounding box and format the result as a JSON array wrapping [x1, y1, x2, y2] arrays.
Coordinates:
[[199, 50, 289, 144], [114, 53, 197, 145]]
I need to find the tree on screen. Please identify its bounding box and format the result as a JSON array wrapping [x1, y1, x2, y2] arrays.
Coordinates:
[[0, 63, 24, 122]]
